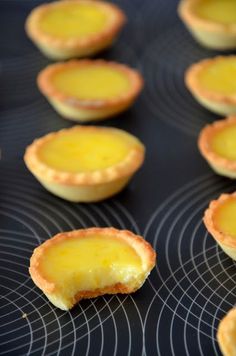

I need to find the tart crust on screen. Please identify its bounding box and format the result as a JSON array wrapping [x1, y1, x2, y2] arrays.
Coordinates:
[[204, 192, 236, 260], [29, 227, 156, 310], [198, 116, 236, 178], [185, 56, 236, 116], [178, 0, 236, 49], [25, 0, 126, 60], [37, 59, 144, 122], [217, 307, 236, 356], [24, 125, 145, 202]]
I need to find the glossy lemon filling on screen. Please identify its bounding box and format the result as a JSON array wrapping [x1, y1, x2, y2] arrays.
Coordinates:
[[194, 0, 236, 25], [39, 3, 108, 39], [210, 125, 236, 160], [38, 130, 134, 173], [198, 58, 236, 95], [51, 66, 130, 100], [40, 235, 142, 291], [214, 198, 236, 238]]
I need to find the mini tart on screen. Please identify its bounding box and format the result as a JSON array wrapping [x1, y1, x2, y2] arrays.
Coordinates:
[[198, 116, 236, 178], [186, 56, 236, 116], [24, 125, 145, 202], [25, 0, 126, 60], [217, 307, 236, 356], [204, 192, 236, 261], [29, 227, 156, 310], [178, 0, 236, 50], [37, 60, 144, 122]]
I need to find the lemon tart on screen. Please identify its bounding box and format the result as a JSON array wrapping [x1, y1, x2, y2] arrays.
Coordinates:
[[186, 56, 236, 116], [198, 116, 236, 178], [217, 307, 236, 356], [29, 227, 156, 310], [25, 0, 126, 60], [204, 192, 236, 260], [24, 126, 145, 202], [178, 0, 236, 50], [37, 60, 144, 122]]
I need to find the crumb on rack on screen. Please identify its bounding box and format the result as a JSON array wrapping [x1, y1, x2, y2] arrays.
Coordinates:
[[22, 313, 27, 319]]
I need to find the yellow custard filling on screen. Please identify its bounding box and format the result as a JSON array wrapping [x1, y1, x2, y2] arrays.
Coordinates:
[[39, 2, 108, 39], [198, 58, 236, 95], [194, 0, 236, 25], [51, 65, 131, 100], [38, 130, 135, 173], [214, 198, 236, 238], [210, 125, 236, 160], [40, 234, 142, 290]]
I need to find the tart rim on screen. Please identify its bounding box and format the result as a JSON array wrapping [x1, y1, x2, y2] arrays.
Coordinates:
[[198, 116, 236, 172], [204, 192, 236, 248], [185, 56, 236, 106], [24, 125, 145, 186], [25, 0, 126, 50], [37, 59, 144, 110], [178, 0, 236, 33], [217, 307, 236, 356], [29, 227, 156, 294]]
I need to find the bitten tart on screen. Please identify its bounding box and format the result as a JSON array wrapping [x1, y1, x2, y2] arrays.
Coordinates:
[[186, 56, 236, 116], [37, 60, 144, 122], [178, 0, 236, 50], [24, 126, 145, 202], [29, 227, 156, 310], [198, 116, 236, 178], [204, 192, 236, 261], [25, 0, 126, 60], [217, 307, 236, 356]]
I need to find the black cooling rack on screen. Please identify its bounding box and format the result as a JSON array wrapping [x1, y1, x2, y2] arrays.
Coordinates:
[[1, 0, 236, 355]]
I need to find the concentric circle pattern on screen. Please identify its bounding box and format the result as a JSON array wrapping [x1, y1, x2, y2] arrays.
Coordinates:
[[2, 0, 236, 355], [144, 174, 236, 356]]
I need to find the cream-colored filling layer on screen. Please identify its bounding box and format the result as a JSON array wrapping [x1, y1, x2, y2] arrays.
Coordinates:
[[210, 125, 236, 160], [214, 198, 236, 238], [198, 58, 236, 95], [38, 129, 135, 173], [194, 0, 236, 25], [39, 2, 108, 39], [51, 65, 131, 100], [40, 234, 142, 292]]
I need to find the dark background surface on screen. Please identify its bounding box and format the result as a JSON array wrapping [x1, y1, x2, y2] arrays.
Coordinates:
[[0, 0, 235, 355]]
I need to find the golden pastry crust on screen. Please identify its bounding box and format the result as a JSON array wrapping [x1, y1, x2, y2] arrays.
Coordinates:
[[185, 56, 236, 115], [204, 192, 236, 260], [178, 0, 236, 50], [29, 227, 156, 310], [217, 307, 236, 356], [24, 126, 145, 202], [198, 116, 236, 178], [37, 59, 144, 122], [25, 0, 126, 60]]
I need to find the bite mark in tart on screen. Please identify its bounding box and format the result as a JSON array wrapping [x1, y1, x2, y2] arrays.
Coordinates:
[[25, 0, 126, 60], [198, 116, 236, 178], [204, 192, 236, 260], [24, 125, 145, 202], [178, 0, 236, 50], [217, 307, 236, 356], [186, 56, 236, 116], [29, 227, 156, 310], [37, 60, 144, 122]]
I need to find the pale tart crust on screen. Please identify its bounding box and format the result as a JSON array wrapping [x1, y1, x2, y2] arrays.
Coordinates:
[[29, 227, 156, 310], [185, 56, 236, 116], [25, 0, 126, 60], [24, 125, 145, 202], [198, 116, 236, 178], [204, 192, 236, 260], [37, 59, 144, 122], [178, 0, 236, 50], [217, 307, 236, 356]]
